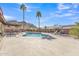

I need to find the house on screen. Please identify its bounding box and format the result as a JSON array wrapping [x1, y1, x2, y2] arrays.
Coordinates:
[[0, 8, 6, 35], [61, 25, 75, 34], [4, 21, 21, 32], [44, 25, 75, 33], [4, 20, 37, 32]]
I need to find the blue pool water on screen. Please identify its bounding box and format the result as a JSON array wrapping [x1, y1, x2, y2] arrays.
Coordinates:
[[23, 32, 47, 37], [23, 32, 55, 40]]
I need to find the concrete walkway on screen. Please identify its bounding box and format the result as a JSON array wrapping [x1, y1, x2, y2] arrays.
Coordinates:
[[0, 34, 79, 56]]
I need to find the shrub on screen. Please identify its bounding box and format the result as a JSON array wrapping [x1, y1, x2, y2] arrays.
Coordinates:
[[69, 22, 79, 39]]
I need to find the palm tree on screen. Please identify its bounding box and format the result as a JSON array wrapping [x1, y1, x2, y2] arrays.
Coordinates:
[[36, 11, 42, 32], [20, 3, 26, 30]]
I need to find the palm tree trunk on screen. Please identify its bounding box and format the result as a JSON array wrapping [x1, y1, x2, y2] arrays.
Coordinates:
[[23, 9, 25, 31], [38, 17, 40, 32]]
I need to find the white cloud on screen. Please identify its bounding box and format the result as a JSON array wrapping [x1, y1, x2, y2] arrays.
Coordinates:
[[17, 3, 22, 5], [62, 13, 74, 16], [68, 10, 79, 14], [18, 8, 32, 12], [39, 15, 53, 23], [4, 15, 15, 20], [74, 4, 78, 8], [17, 3, 32, 12], [72, 3, 79, 8], [40, 12, 74, 23], [17, 3, 29, 8], [17, 3, 40, 12], [58, 3, 71, 10], [17, 3, 39, 12], [52, 12, 74, 17], [69, 17, 79, 20]]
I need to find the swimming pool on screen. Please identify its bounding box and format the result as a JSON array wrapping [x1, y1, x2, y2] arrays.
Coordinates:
[[23, 32, 55, 40], [23, 32, 45, 37]]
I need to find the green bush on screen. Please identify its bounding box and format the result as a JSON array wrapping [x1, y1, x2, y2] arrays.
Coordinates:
[[69, 22, 79, 38]]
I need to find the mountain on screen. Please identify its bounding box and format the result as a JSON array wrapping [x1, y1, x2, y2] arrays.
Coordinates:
[[6, 20, 37, 28]]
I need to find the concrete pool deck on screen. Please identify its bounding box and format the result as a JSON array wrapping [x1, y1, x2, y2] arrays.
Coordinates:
[[0, 34, 79, 56]]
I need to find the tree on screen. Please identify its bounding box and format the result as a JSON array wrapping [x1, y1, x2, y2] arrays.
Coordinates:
[[69, 22, 79, 39], [44, 26, 47, 32], [45, 26, 47, 29], [36, 11, 42, 32], [20, 3, 26, 30]]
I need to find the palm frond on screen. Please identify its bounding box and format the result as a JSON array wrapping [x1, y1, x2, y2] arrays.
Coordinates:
[[36, 11, 42, 17], [20, 4, 26, 10]]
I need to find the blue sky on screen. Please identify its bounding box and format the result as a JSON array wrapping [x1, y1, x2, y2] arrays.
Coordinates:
[[0, 3, 79, 27]]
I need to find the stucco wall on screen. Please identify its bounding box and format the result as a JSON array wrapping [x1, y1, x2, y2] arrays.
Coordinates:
[[0, 22, 4, 33]]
